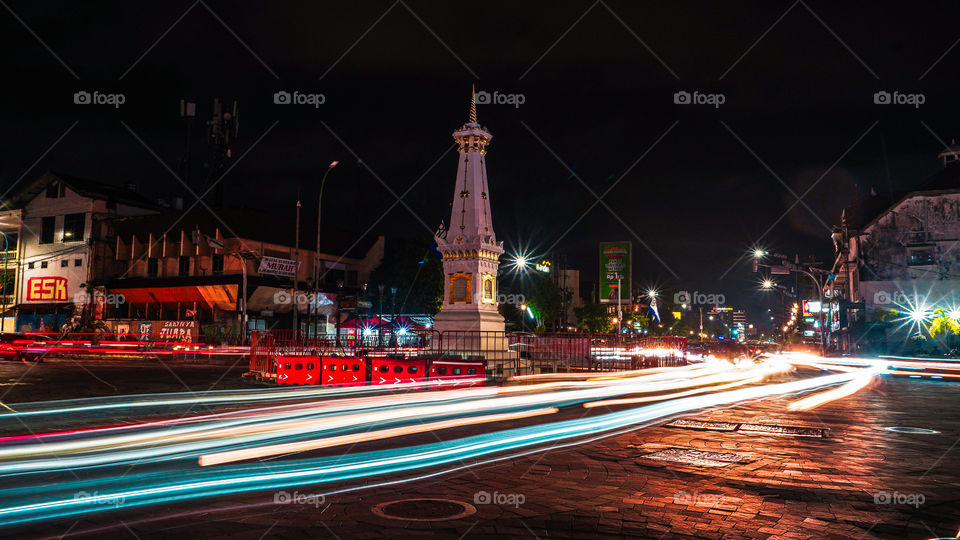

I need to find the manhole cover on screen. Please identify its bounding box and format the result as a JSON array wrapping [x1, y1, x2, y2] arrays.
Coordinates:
[[665, 419, 739, 431], [883, 426, 940, 435], [371, 498, 476, 522], [643, 448, 751, 467], [738, 423, 826, 438]]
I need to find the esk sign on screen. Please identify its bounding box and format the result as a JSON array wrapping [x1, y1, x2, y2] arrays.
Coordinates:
[[27, 277, 67, 302]]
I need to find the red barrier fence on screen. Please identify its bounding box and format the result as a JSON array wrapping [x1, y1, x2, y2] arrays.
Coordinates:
[[249, 330, 686, 380]]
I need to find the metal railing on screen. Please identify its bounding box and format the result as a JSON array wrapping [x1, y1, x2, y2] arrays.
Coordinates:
[[248, 330, 687, 379]]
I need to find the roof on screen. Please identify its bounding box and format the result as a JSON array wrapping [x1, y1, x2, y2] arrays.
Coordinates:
[[112, 207, 380, 259], [10, 170, 162, 210], [843, 161, 960, 230]]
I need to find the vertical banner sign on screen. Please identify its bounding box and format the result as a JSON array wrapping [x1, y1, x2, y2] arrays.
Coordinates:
[[599, 242, 631, 304]]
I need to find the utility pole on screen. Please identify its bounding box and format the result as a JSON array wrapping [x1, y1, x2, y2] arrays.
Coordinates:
[[378, 284, 384, 347], [699, 306, 704, 343], [293, 195, 301, 335], [616, 273, 622, 334]]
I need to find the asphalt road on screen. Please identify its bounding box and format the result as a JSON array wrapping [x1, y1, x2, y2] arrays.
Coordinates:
[[0, 360, 957, 539]]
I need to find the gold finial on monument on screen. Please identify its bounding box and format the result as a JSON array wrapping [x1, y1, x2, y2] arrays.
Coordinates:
[[469, 84, 477, 124]]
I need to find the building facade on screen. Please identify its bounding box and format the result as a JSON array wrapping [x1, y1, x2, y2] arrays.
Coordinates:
[[108, 207, 383, 340], [9, 171, 159, 332], [830, 148, 960, 353], [2, 171, 384, 341]]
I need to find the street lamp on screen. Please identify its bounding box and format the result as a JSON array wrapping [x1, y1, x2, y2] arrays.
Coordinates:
[[761, 279, 774, 289], [753, 248, 767, 259], [314, 160, 339, 333]]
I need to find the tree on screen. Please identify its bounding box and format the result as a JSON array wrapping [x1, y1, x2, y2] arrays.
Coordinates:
[[369, 237, 443, 315], [526, 273, 563, 330], [929, 309, 960, 338], [575, 302, 612, 333], [669, 320, 692, 337], [621, 309, 650, 334], [62, 302, 110, 343]]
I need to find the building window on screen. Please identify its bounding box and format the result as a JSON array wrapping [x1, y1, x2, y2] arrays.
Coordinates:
[[39, 216, 55, 244], [179, 256, 190, 276], [908, 246, 936, 266], [74, 258, 82, 267], [148, 257, 158, 277], [212, 254, 224, 275], [27, 262, 34, 270], [62, 213, 85, 242], [40, 261, 47, 269], [61, 260, 68, 268], [45, 183, 65, 198]]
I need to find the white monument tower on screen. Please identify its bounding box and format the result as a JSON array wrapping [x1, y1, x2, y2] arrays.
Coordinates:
[[433, 88, 506, 333]]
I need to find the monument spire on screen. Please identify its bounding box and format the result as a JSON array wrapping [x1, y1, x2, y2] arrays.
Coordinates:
[[469, 85, 477, 124]]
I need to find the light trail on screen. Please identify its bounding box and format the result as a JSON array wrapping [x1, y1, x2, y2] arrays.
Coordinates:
[[786, 370, 876, 411], [199, 407, 559, 466], [0, 355, 890, 528], [0, 363, 757, 471]]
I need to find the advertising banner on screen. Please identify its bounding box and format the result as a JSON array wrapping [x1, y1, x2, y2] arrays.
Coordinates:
[[599, 242, 631, 304], [258, 256, 298, 278]]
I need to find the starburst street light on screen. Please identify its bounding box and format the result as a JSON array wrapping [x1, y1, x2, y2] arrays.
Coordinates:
[[753, 248, 767, 259], [761, 279, 774, 289], [505, 251, 532, 274], [647, 289, 658, 298]]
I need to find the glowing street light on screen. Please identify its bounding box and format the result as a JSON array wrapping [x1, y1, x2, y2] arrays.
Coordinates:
[[761, 279, 774, 289], [753, 248, 767, 259], [908, 308, 930, 323], [647, 289, 658, 298]]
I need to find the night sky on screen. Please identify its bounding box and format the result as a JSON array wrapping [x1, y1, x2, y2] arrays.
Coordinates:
[[3, 1, 960, 324]]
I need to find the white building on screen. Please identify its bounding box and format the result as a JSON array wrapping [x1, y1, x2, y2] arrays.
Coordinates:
[[10, 171, 158, 331], [831, 146, 960, 352]]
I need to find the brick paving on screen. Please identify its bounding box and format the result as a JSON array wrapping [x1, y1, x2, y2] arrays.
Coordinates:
[[12, 375, 960, 539]]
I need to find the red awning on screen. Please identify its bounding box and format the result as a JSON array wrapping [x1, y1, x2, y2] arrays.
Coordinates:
[[110, 285, 238, 311]]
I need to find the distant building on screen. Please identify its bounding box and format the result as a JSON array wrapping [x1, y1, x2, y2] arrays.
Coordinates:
[[108, 207, 383, 338], [554, 268, 583, 329], [830, 146, 960, 352]]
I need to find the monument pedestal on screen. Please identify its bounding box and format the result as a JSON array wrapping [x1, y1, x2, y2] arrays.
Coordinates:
[[432, 309, 505, 333]]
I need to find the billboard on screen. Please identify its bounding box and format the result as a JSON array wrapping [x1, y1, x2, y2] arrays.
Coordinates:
[[599, 241, 631, 304], [258, 256, 298, 278], [802, 300, 822, 317]]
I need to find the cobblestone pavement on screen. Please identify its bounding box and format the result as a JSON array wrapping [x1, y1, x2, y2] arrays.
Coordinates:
[[12, 374, 960, 540]]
